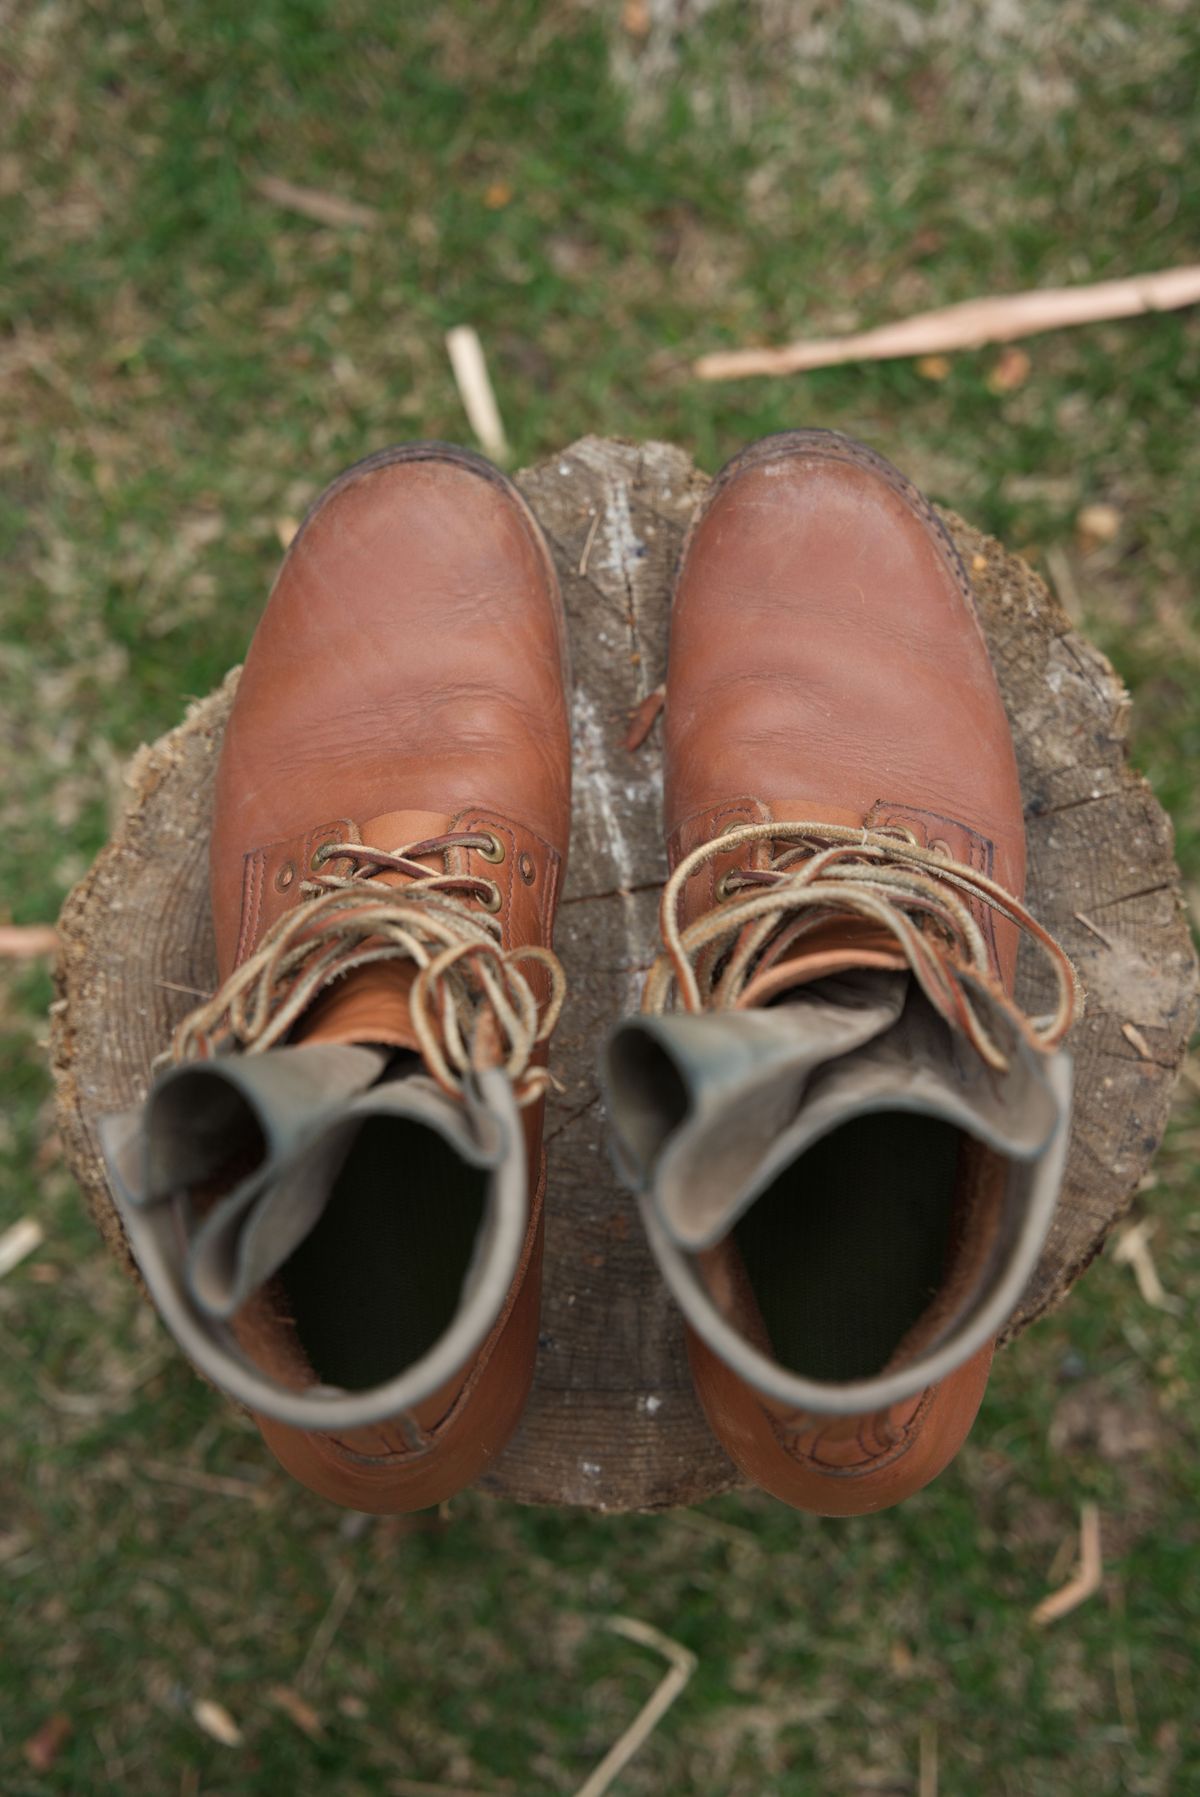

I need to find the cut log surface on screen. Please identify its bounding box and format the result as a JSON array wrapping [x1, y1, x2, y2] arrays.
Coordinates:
[[52, 436, 1199, 1512]]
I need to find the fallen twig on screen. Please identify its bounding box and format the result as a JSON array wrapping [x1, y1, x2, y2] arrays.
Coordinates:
[[446, 326, 510, 465], [156, 978, 213, 1000], [1120, 1021, 1155, 1061], [1112, 1217, 1181, 1312], [0, 1218, 44, 1279], [0, 924, 60, 959], [1073, 911, 1114, 949], [573, 1616, 697, 1797], [695, 265, 1200, 380], [267, 1684, 324, 1741], [623, 686, 665, 752], [251, 174, 378, 229], [1031, 1502, 1103, 1626], [192, 1699, 243, 1747], [578, 507, 602, 576]]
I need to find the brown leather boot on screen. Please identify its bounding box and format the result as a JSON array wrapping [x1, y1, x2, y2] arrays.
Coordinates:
[[102, 443, 570, 1511], [605, 430, 1079, 1516]]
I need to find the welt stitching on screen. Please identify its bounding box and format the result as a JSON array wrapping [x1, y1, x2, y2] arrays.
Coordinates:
[[236, 850, 265, 965]]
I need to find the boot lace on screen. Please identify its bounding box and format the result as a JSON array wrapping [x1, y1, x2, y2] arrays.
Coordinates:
[[643, 821, 1081, 1072], [167, 832, 566, 1107]]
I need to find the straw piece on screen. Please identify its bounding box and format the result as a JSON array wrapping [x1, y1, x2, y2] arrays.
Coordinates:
[[446, 326, 510, 464]]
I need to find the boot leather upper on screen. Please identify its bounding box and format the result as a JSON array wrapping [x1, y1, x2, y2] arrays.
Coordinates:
[[654, 431, 1055, 1513], [664, 432, 1024, 989], [191, 446, 572, 1508], [211, 448, 570, 985]]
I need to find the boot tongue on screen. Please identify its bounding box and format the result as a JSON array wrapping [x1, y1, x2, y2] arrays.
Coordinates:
[[606, 970, 1066, 1252], [737, 916, 909, 1004], [295, 809, 456, 1054], [606, 970, 905, 1243]]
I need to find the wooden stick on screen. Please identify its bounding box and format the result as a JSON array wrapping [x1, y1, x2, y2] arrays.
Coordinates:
[[446, 326, 510, 464], [1112, 1217, 1181, 1312], [573, 1616, 697, 1797], [251, 174, 378, 229], [0, 1219, 44, 1279], [1031, 1503, 1103, 1626], [695, 266, 1200, 381], [0, 924, 60, 959]]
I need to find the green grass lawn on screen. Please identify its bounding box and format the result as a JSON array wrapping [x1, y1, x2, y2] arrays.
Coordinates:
[[2, 2, 1198, 1792]]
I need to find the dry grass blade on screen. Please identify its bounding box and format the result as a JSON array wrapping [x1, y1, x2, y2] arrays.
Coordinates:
[[1073, 911, 1114, 948], [1112, 1218, 1181, 1312], [251, 173, 378, 228], [192, 1698, 243, 1747], [695, 265, 1200, 379], [1044, 544, 1082, 624], [390, 1782, 504, 1797], [622, 685, 665, 752], [0, 1218, 44, 1279], [572, 1615, 697, 1797], [1106, 1586, 1140, 1739], [155, 978, 213, 999], [38, 1349, 169, 1416], [1032, 1503, 1103, 1626], [267, 1684, 324, 1740], [668, 1509, 760, 1553], [919, 1719, 938, 1797], [578, 506, 602, 575], [1121, 1021, 1155, 1061], [445, 326, 510, 464], [141, 1460, 271, 1504], [0, 923, 60, 958], [23, 1712, 72, 1772], [297, 1566, 359, 1691]]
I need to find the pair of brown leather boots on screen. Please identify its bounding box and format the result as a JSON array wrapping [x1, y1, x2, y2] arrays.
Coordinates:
[[103, 432, 1078, 1518]]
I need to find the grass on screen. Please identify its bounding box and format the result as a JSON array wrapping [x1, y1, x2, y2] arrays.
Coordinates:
[[2, 1, 1198, 1791]]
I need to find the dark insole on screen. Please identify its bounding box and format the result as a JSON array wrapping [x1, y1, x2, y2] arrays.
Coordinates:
[[733, 1111, 960, 1381], [279, 1118, 487, 1391]]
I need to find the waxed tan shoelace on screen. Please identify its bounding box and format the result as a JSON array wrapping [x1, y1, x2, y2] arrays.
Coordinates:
[[167, 833, 566, 1107], [642, 821, 1081, 1072]]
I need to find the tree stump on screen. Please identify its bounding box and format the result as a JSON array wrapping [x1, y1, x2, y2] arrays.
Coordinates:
[[52, 436, 1199, 1513]]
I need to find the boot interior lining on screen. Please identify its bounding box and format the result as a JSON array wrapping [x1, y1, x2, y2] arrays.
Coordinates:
[[278, 1118, 488, 1391], [732, 1111, 961, 1382]]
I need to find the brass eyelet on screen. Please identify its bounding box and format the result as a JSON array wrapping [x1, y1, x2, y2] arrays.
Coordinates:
[[310, 839, 339, 871], [928, 837, 953, 861], [716, 871, 736, 902], [477, 832, 507, 864], [518, 851, 536, 885], [477, 880, 503, 914], [274, 859, 297, 892]]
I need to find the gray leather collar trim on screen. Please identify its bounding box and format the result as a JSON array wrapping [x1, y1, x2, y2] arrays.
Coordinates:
[[100, 1064, 527, 1431], [639, 1051, 1072, 1415]]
